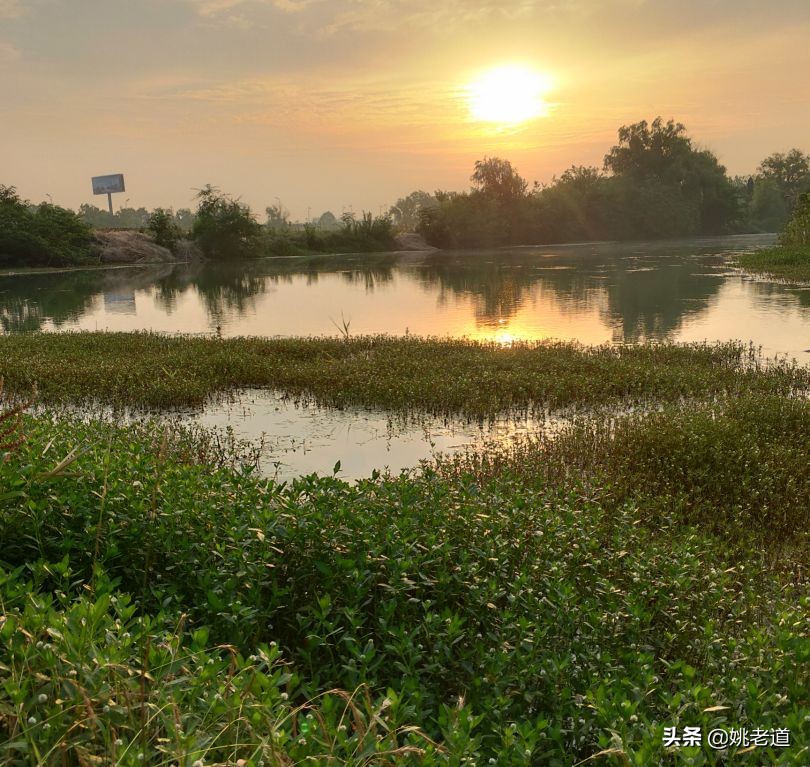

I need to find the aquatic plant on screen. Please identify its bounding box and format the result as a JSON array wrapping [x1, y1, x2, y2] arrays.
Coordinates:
[[0, 333, 807, 413], [736, 245, 810, 283], [1, 404, 808, 764]]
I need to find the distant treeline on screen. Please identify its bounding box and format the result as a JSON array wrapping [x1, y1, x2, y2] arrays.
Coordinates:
[[78, 204, 196, 231], [0, 183, 397, 267], [2, 116, 808, 267], [395, 118, 809, 248]]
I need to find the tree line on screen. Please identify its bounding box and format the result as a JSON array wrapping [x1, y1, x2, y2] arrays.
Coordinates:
[[396, 118, 809, 248], [2, 116, 807, 267]]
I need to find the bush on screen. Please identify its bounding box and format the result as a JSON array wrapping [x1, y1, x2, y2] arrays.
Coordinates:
[[147, 207, 182, 252], [191, 185, 263, 258], [781, 191, 810, 246], [0, 185, 95, 267]]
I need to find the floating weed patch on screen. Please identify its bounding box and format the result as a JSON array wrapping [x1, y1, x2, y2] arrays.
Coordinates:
[[0, 332, 808, 414], [1, 412, 808, 764], [736, 245, 810, 284]]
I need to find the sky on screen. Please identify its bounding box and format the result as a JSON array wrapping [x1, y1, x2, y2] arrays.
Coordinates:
[[1, 0, 809, 220]]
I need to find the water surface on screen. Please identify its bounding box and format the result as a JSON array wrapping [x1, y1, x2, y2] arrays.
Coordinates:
[[182, 389, 545, 481], [3, 234, 807, 361], [11, 233, 810, 477]]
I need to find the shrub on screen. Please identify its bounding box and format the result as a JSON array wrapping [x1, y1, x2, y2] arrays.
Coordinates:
[[0, 185, 95, 267], [147, 207, 182, 252], [191, 185, 263, 258], [780, 191, 810, 246]]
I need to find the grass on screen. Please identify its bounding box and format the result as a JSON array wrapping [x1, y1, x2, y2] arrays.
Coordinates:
[[0, 332, 808, 413], [1, 336, 809, 764], [735, 245, 810, 283]]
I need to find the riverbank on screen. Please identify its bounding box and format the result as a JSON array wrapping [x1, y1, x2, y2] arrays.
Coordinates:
[[736, 245, 810, 283]]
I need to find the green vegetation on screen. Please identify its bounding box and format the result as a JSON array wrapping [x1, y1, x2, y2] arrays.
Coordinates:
[[416, 121, 809, 248], [0, 186, 96, 268], [2, 367, 809, 763], [736, 245, 810, 283], [781, 191, 810, 247], [444, 395, 810, 560], [390, 191, 438, 231], [79, 203, 196, 232], [743, 149, 810, 232], [266, 212, 396, 258], [3, 118, 807, 271], [191, 185, 265, 259], [1, 333, 808, 412], [147, 207, 183, 252], [735, 193, 810, 281], [187, 187, 395, 259], [418, 119, 743, 247]]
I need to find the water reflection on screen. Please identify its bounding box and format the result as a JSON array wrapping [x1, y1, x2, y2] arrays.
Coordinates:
[[0, 270, 104, 332], [182, 389, 545, 482], [411, 244, 728, 342], [2, 234, 808, 360]]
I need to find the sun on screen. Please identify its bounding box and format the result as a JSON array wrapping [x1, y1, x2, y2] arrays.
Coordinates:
[[468, 65, 552, 126]]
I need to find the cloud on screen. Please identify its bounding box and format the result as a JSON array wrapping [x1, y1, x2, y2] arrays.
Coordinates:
[[0, 41, 20, 62], [184, 0, 319, 16], [179, 0, 590, 26], [0, 0, 22, 19]]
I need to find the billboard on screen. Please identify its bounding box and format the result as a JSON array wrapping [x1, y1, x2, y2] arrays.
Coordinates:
[[92, 174, 125, 195]]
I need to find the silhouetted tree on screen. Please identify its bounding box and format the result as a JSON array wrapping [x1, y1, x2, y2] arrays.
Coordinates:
[[192, 185, 262, 259], [390, 191, 437, 230], [471, 157, 528, 202], [758, 149, 810, 209]]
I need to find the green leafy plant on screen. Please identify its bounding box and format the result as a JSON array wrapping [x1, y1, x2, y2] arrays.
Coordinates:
[[192, 185, 263, 259], [0, 185, 95, 267], [780, 191, 810, 246], [147, 207, 183, 252]]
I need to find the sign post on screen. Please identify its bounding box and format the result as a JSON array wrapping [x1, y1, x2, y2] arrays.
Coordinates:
[[91, 174, 126, 215]]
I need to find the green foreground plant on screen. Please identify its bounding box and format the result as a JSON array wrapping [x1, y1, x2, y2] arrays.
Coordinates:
[[1, 392, 809, 764]]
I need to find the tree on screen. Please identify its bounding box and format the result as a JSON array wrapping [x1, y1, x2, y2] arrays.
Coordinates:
[[0, 186, 94, 267], [78, 203, 116, 229], [536, 166, 613, 242], [192, 185, 262, 258], [780, 191, 810, 246], [148, 208, 182, 252], [390, 191, 437, 231], [604, 118, 693, 181], [174, 208, 196, 231], [470, 157, 528, 202], [758, 149, 810, 209], [603, 117, 737, 235], [265, 202, 289, 230]]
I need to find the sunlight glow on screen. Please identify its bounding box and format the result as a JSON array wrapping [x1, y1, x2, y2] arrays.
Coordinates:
[[468, 66, 552, 125]]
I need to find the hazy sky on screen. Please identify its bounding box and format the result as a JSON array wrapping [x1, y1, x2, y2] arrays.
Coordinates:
[[2, 0, 808, 219]]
